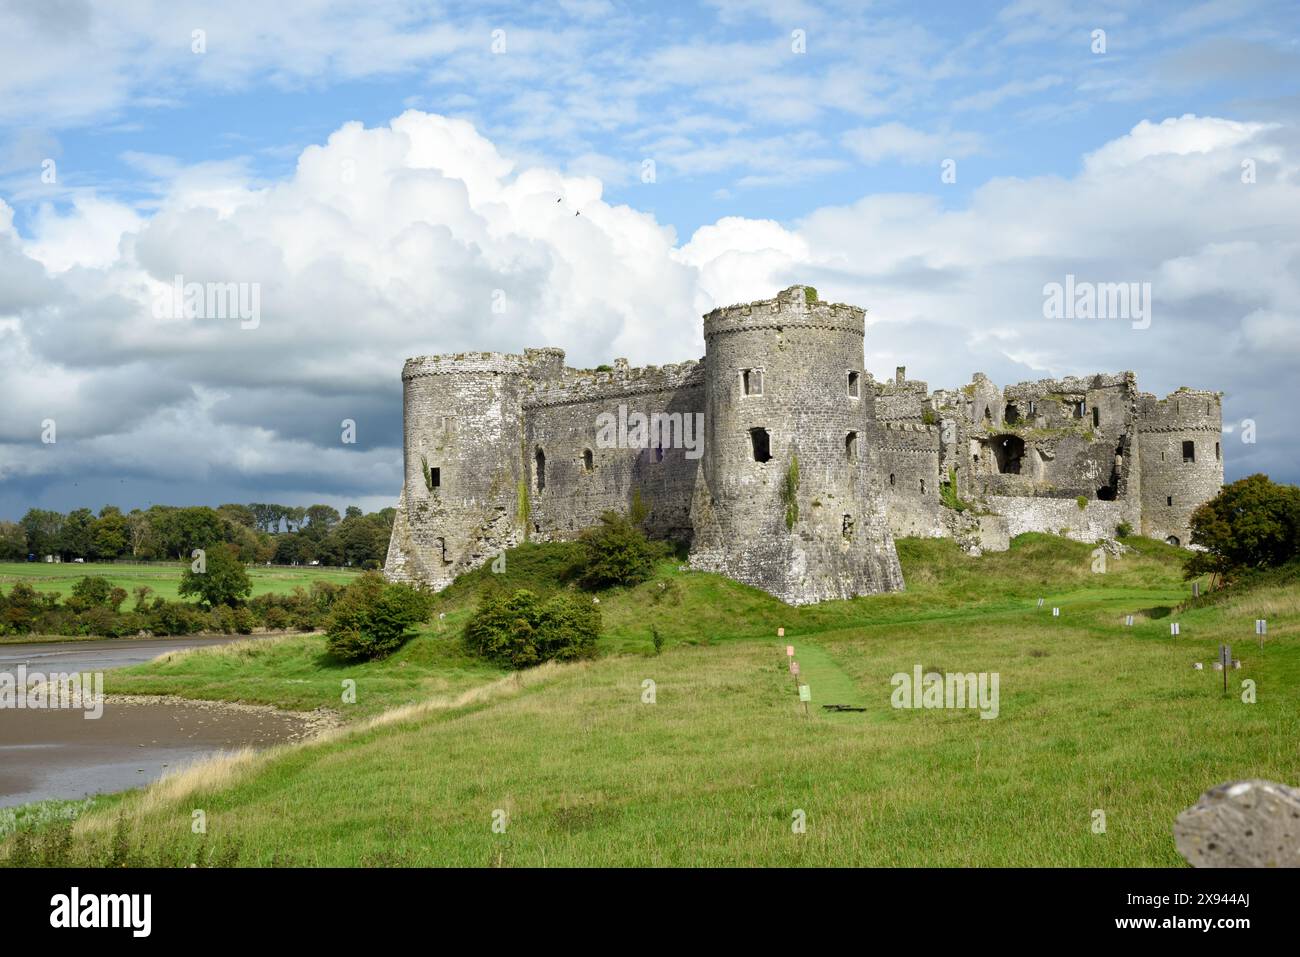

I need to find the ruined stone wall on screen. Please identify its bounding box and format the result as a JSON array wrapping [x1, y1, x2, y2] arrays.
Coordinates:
[[985, 495, 1127, 543], [878, 421, 945, 537], [524, 362, 705, 543], [690, 285, 903, 603], [1136, 389, 1223, 544]]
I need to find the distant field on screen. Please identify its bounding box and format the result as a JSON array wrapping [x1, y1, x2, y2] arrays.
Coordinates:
[[0, 561, 360, 603]]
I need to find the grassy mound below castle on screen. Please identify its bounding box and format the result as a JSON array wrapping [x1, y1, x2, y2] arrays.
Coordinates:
[[6, 533, 1298, 866]]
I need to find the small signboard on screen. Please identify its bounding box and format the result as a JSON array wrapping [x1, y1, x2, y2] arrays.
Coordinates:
[[1170, 622, 1180, 636], [790, 661, 800, 676], [1037, 598, 1044, 609], [798, 684, 811, 702], [1255, 619, 1267, 635], [1052, 607, 1060, 617], [1192, 581, 1200, 598], [1125, 615, 1134, 627], [786, 645, 794, 657], [778, 627, 785, 638]]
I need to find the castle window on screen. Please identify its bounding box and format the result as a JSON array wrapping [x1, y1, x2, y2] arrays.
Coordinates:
[[992, 434, 1025, 474], [847, 372, 860, 398], [583, 449, 594, 472], [655, 443, 664, 463], [983, 406, 992, 422], [1167, 496, 1173, 507], [1182, 440, 1195, 463], [1028, 400, 1036, 416], [535, 448, 546, 492], [1092, 407, 1100, 427], [842, 515, 854, 540], [1166, 535, 1180, 546], [845, 431, 858, 462], [1005, 403, 1020, 425], [889, 473, 895, 487], [749, 428, 772, 463], [430, 467, 441, 488], [920, 478, 926, 495], [741, 368, 763, 396], [1075, 401, 1085, 418], [1215, 442, 1220, 461]]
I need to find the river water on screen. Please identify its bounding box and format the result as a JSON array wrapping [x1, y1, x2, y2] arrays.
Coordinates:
[[0, 636, 311, 808]]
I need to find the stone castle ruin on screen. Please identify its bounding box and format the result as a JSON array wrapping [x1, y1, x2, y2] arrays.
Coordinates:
[[385, 286, 1223, 604]]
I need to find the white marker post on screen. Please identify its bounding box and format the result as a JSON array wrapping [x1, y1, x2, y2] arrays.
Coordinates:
[[1256, 619, 1266, 649], [1219, 644, 1231, 695]]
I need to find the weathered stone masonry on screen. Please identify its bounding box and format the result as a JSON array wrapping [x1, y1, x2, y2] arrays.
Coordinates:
[[386, 286, 1223, 603]]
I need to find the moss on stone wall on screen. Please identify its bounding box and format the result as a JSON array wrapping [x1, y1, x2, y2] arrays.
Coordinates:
[[782, 454, 800, 530]]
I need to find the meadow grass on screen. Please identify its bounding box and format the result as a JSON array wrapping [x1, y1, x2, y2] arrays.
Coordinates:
[[6, 534, 1296, 867], [104, 628, 503, 718], [0, 560, 359, 603]]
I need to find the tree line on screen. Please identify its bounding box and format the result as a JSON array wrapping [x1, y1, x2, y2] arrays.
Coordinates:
[[0, 503, 395, 569]]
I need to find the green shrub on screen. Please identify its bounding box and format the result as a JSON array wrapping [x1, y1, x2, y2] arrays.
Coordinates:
[[66, 576, 115, 611], [147, 600, 207, 636], [1116, 521, 1134, 538], [1076, 495, 1088, 510], [462, 588, 600, 669], [324, 572, 434, 662], [578, 511, 660, 589]]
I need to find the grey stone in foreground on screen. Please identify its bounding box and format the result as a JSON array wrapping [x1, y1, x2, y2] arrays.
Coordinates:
[[1174, 780, 1300, 867]]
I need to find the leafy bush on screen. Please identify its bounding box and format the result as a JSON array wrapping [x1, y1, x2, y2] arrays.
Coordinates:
[[462, 588, 600, 669], [324, 572, 434, 662], [1076, 495, 1088, 510], [1115, 521, 1133, 538], [146, 600, 207, 636], [66, 576, 115, 611], [578, 511, 661, 589]]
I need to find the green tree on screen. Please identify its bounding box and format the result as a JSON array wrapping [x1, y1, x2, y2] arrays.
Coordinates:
[[60, 508, 97, 560], [20, 508, 65, 557], [178, 543, 253, 608], [93, 507, 129, 559], [0, 521, 27, 560], [1186, 474, 1300, 580]]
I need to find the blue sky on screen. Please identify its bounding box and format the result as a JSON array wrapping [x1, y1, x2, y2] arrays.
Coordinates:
[[1, 0, 1298, 517]]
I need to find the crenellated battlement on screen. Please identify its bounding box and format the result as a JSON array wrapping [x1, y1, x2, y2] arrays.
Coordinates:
[[703, 285, 865, 339]]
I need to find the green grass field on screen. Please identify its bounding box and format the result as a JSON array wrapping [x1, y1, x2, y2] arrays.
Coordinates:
[[0, 560, 359, 604], [7, 534, 1299, 867]]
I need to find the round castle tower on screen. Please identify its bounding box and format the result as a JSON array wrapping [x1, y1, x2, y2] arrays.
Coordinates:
[[690, 285, 904, 603], [1135, 389, 1223, 546], [384, 352, 531, 588]]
